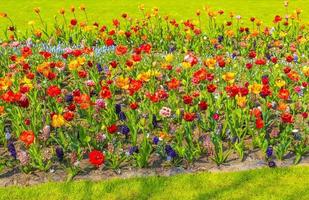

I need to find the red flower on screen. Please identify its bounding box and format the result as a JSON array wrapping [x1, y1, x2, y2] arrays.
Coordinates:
[[271, 57, 278, 63], [115, 45, 128, 55], [107, 124, 118, 134], [249, 51, 256, 59], [286, 55, 293, 63], [207, 84, 217, 93], [183, 95, 193, 105], [302, 112, 308, 119], [110, 60, 118, 68], [225, 85, 239, 97], [281, 113, 293, 123], [239, 87, 249, 96], [128, 79, 143, 96], [78, 70, 87, 78], [213, 113, 220, 121], [198, 101, 208, 110], [21, 46, 32, 58], [105, 38, 114, 46], [39, 51, 52, 59], [141, 43, 152, 53], [273, 15, 282, 23], [251, 108, 262, 118], [132, 54, 142, 62], [47, 85, 61, 97], [130, 102, 139, 110], [63, 111, 74, 121], [183, 112, 196, 121], [246, 63, 253, 70], [167, 78, 180, 90], [193, 68, 207, 83], [278, 88, 289, 100], [100, 86, 112, 99], [255, 117, 264, 129], [89, 150, 105, 167], [20, 130, 35, 146], [70, 19, 77, 26], [255, 59, 266, 65]]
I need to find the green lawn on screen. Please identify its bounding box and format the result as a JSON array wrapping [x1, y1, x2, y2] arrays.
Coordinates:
[[1, 166, 309, 200], [0, 0, 308, 35]]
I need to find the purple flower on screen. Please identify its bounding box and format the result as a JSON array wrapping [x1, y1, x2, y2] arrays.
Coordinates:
[[56, 147, 64, 161], [115, 104, 122, 114], [97, 63, 103, 73], [266, 146, 273, 157], [119, 125, 130, 135], [118, 111, 127, 121], [268, 161, 276, 168], [65, 93, 73, 103], [165, 145, 177, 158], [7, 141, 16, 159], [129, 146, 139, 155], [153, 136, 159, 145]]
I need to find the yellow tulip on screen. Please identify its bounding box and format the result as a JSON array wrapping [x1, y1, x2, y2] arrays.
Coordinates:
[[236, 95, 247, 108], [249, 83, 263, 94], [222, 72, 235, 83], [52, 115, 65, 128], [275, 78, 286, 88]]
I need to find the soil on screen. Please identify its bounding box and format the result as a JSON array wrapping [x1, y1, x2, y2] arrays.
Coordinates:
[[1, 151, 309, 187]]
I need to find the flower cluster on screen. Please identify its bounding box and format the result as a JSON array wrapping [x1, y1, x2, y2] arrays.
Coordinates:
[[0, 3, 308, 177]]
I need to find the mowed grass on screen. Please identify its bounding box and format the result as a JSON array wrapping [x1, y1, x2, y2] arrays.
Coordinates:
[[0, 0, 308, 35], [0, 167, 309, 200]]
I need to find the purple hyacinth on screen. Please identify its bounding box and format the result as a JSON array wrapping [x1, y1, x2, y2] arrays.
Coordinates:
[[115, 104, 122, 114], [165, 145, 177, 158], [266, 146, 273, 158], [153, 136, 159, 145], [118, 111, 127, 121], [268, 161, 276, 168], [119, 125, 130, 135], [129, 146, 139, 155], [56, 147, 64, 161], [97, 63, 103, 73], [7, 141, 16, 159], [152, 114, 158, 128], [65, 93, 73, 103]]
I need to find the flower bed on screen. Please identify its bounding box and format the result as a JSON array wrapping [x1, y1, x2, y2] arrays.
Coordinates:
[[0, 3, 308, 183]]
